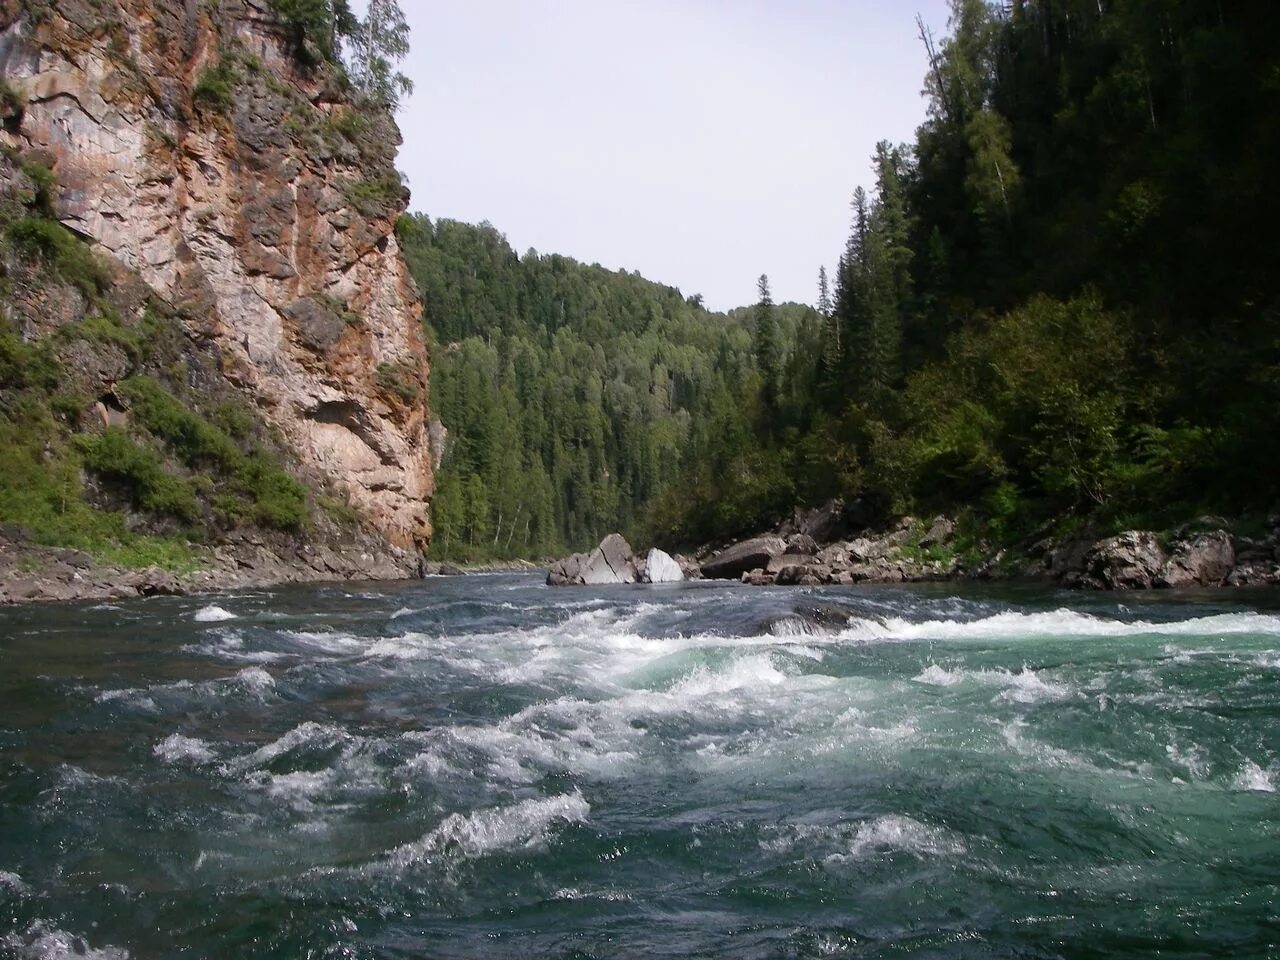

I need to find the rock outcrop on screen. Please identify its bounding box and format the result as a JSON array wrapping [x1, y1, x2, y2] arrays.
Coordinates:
[[0, 0, 432, 550]]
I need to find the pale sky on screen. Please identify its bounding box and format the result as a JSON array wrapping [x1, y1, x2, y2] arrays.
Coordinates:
[[381, 1, 953, 311]]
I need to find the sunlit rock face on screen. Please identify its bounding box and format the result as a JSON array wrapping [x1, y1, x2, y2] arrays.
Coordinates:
[[0, 0, 432, 550]]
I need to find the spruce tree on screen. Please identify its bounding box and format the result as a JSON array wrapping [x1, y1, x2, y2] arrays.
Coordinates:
[[753, 274, 783, 415]]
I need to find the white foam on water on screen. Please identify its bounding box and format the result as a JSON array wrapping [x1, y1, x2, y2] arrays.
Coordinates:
[[998, 668, 1071, 704], [378, 792, 590, 870], [1233, 760, 1275, 793], [0, 922, 129, 959], [1164, 742, 1211, 781], [0, 870, 26, 894], [914, 663, 964, 686], [830, 815, 966, 861], [154, 734, 216, 765], [1000, 719, 1093, 773], [850, 609, 1280, 643], [912, 664, 1070, 703], [193, 605, 237, 623], [771, 616, 842, 638], [232, 721, 348, 771], [281, 631, 367, 655], [232, 666, 276, 694], [552, 886, 631, 902], [95, 687, 138, 703], [669, 654, 791, 698]]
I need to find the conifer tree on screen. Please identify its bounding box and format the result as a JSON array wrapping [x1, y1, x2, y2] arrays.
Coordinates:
[[753, 274, 783, 415]]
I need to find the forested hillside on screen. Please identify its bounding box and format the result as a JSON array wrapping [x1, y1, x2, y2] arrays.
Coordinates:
[[408, 0, 1280, 561], [399, 215, 825, 559], [796, 0, 1280, 543]]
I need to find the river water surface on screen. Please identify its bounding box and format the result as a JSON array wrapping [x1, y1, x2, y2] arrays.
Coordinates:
[[1, 575, 1278, 958]]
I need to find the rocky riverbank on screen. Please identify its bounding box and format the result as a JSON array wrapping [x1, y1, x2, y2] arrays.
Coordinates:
[[0, 531, 424, 605], [546, 501, 1280, 591], [690, 502, 1280, 589]]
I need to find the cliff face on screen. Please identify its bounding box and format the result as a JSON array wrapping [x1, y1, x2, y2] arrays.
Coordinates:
[[0, 0, 432, 550]]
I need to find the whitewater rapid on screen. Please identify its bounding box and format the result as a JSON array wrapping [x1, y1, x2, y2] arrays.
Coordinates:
[[2, 576, 1278, 958]]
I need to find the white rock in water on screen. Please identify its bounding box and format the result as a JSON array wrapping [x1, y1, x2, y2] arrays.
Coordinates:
[[194, 605, 237, 622], [643, 548, 684, 583]]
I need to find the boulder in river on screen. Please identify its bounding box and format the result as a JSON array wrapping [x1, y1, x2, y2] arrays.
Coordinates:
[[1159, 531, 1235, 587], [701, 536, 786, 580], [547, 534, 638, 586], [1083, 531, 1166, 589], [642, 548, 684, 583]]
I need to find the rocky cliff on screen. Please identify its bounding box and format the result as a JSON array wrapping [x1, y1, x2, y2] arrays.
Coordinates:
[[0, 0, 432, 553]]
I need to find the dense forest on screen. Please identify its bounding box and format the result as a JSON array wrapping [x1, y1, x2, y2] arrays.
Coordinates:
[[407, 0, 1280, 561], [398, 215, 826, 559]]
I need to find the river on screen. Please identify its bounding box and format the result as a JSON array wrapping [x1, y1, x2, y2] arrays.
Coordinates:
[[1, 575, 1277, 958]]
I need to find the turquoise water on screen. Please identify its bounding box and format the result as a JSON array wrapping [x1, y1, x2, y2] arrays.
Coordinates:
[[1, 576, 1278, 958]]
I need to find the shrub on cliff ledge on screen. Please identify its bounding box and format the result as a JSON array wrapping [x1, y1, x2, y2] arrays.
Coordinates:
[[5, 217, 108, 296], [193, 61, 238, 114]]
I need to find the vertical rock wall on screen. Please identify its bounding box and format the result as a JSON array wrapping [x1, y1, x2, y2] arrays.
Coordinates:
[[0, 0, 432, 550]]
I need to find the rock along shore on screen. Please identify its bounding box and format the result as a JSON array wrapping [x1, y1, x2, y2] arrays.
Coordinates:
[[0, 531, 425, 605], [547, 501, 1280, 591]]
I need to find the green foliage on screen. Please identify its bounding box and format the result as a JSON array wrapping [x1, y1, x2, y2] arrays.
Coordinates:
[[374, 360, 421, 404], [0, 331, 59, 391], [78, 428, 200, 522], [118, 377, 307, 531], [269, 0, 349, 63], [58, 314, 145, 363], [17, 159, 56, 214], [0, 76, 23, 122], [268, 0, 411, 111], [193, 61, 238, 114], [346, 0, 414, 111], [345, 173, 407, 217], [232, 454, 309, 530], [0, 412, 194, 569], [399, 214, 762, 560], [119, 377, 241, 469], [5, 217, 107, 295]]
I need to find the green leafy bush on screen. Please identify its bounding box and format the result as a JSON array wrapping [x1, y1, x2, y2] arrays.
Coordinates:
[[119, 377, 240, 468], [77, 428, 200, 522], [345, 174, 407, 217], [0, 331, 60, 391], [118, 377, 309, 531]]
